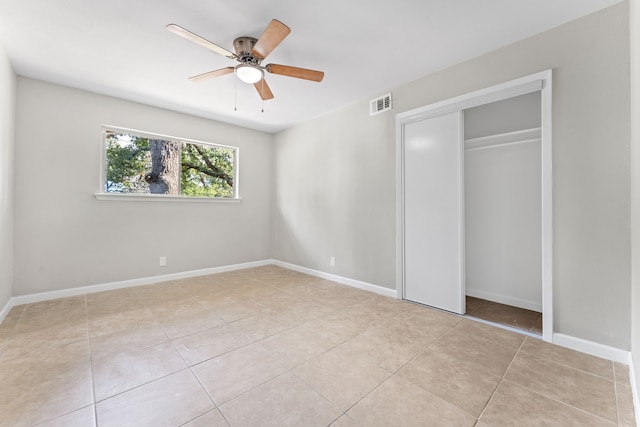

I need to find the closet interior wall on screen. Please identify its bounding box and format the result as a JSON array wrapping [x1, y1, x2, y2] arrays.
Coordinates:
[[463, 92, 543, 312]]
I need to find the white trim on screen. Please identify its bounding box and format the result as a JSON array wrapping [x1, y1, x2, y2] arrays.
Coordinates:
[[94, 193, 242, 203], [1, 259, 396, 317], [102, 125, 239, 151], [272, 260, 397, 299], [395, 70, 553, 342], [466, 288, 542, 312], [1, 258, 636, 378], [465, 138, 540, 153], [552, 333, 630, 365], [9, 260, 271, 306], [459, 110, 466, 315], [395, 111, 405, 301], [464, 127, 541, 150], [540, 71, 553, 343], [0, 297, 13, 325], [396, 74, 544, 125]]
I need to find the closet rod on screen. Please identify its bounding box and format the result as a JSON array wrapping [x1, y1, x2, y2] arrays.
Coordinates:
[[464, 127, 541, 151]]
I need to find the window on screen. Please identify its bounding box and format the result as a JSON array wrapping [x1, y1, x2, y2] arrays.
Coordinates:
[[101, 127, 238, 199]]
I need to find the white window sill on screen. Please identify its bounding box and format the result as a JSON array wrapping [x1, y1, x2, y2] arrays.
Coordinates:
[[94, 193, 242, 203]]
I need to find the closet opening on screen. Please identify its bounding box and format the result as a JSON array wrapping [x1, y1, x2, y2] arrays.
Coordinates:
[[463, 92, 542, 336], [396, 70, 553, 341]]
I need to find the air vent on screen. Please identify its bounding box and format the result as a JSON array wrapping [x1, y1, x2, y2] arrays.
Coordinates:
[[370, 93, 392, 116]]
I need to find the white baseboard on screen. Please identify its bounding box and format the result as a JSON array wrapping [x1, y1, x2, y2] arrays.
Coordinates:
[[0, 259, 397, 326], [552, 333, 630, 365], [272, 260, 397, 299], [0, 296, 13, 325], [466, 288, 542, 312], [2, 259, 634, 385], [8, 259, 272, 308]]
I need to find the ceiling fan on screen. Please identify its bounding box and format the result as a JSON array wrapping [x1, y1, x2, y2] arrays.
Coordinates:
[[166, 19, 324, 101]]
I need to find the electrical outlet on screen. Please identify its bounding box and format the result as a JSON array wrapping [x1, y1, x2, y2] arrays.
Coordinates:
[[159, 256, 167, 267], [330, 256, 336, 267]]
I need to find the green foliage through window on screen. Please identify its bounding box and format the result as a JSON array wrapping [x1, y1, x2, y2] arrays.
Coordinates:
[[104, 129, 236, 198]]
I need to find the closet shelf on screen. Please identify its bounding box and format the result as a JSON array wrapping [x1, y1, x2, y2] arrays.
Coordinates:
[[464, 127, 541, 150]]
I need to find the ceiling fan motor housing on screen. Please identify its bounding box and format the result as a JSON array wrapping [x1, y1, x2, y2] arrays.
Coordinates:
[[233, 37, 260, 65]]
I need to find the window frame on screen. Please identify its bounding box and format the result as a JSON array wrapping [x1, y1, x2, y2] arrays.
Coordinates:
[[95, 125, 240, 202]]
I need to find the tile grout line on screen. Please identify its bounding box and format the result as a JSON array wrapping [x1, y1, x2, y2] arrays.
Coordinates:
[[130, 283, 228, 426], [615, 362, 621, 422], [4, 266, 630, 426], [252, 295, 402, 421], [495, 339, 618, 425], [218, 368, 322, 423], [320, 320, 460, 423], [476, 335, 528, 423], [183, 362, 232, 427], [83, 293, 100, 427], [175, 275, 333, 426], [215, 274, 361, 412], [84, 278, 510, 427], [612, 362, 622, 426], [31, 294, 96, 426], [516, 348, 619, 383], [166, 282, 236, 427], [614, 379, 622, 426], [90, 288, 191, 408], [502, 377, 619, 425], [92, 366, 194, 404], [32, 404, 96, 427]]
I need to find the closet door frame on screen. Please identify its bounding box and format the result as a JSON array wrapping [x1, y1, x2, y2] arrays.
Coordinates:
[[395, 70, 553, 342]]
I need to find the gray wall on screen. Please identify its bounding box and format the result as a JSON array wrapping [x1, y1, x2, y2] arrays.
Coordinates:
[[13, 78, 274, 296], [273, 103, 396, 287], [630, 0, 640, 394], [464, 92, 541, 140], [0, 44, 16, 309], [274, 3, 631, 350]]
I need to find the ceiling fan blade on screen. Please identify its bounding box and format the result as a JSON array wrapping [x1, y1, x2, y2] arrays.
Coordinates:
[[188, 67, 235, 82], [166, 24, 236, 59], [266, 64, 324, 82], [254, 79, 274, 100], [251, 19, 291, 60]]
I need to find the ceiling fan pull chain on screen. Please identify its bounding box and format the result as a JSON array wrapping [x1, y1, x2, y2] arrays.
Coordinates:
[[261, 79, 265, 113], [234, 71, 237, 112]]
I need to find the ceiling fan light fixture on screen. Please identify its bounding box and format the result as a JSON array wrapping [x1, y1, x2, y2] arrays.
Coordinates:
[[236, 64, 264, 84]]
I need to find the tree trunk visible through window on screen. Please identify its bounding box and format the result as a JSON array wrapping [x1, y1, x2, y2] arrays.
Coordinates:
[[105, 129, 236, 197], [145, 139, 183, 194]]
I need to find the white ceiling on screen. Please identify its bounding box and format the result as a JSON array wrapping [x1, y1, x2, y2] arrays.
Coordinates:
[[0, 0, 623, 133]]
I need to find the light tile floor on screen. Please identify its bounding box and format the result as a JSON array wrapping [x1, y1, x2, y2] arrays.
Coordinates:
[[0, 266, 636, 426]]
